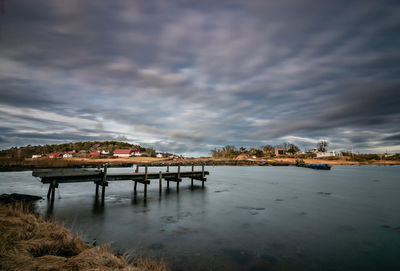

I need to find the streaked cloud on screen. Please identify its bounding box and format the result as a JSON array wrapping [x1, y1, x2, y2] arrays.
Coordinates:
[[1, 0, 399, 155]]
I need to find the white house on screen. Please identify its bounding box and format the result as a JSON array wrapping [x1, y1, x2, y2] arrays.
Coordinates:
[[32, 154, 42, 159], [113, 149, 134, 157], [316, 151, 339, 158], [63, 153, 73, 158], [156, 153, 163, 158]]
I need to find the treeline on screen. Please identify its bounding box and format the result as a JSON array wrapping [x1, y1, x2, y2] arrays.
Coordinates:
[[211, 141, 331, 159], [211, 143, 302, 159], [0, 141, 156, 158]]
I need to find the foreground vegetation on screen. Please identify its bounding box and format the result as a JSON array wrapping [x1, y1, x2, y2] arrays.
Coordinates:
[[0, 202, 167, 271]]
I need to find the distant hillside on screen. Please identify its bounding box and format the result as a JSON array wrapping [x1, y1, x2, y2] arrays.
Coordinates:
[[0, 141, 156, 158]]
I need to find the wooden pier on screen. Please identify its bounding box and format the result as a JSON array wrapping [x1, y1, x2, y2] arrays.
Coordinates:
[[33, 165, 209, 202]]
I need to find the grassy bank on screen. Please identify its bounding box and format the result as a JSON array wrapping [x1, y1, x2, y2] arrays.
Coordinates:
[[0, 202, 167, 271]]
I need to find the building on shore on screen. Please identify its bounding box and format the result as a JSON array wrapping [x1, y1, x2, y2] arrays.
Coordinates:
[[49, 153, 63, 158], [316, 151, 339, 158], [113, 149, 134, 157], [63, 153, 73, 158], [156, 153, 163, 158], [90, 151, 101, 156], [133, 149, 142, 156], [32, 154, 42, 159], [275, 148, 286, 156]]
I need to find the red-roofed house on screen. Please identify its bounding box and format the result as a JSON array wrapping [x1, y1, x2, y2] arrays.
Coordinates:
[[49, 153, 63, 158], [90, 151, 101, 156], [113, 149, 134, 157]]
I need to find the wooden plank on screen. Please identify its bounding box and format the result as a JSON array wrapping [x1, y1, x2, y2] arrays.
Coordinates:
[[33, 169, 101, 178], [191, 177, 207, 181], [164, 178, 182, 183]]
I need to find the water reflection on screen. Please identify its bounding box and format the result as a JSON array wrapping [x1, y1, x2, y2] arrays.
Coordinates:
[[45, 196, 54, 219], [92, 195, 105, 214]]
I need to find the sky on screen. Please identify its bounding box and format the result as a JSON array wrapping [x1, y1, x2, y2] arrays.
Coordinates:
[[0, 0, 399, 156]]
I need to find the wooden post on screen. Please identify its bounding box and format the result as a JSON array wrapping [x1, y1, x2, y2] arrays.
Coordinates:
[[135, 164, 139, 173], [159, 171, 162, 193], [167, 180, 170, 189], [191, 164, 194, 187], [102, 164, 107, 199], [202, 164, 205, 188], [167, 165, 169, 173], [144, 182, 147, 198], [134, 181, 137, 194], [178, 165, 181, 179]]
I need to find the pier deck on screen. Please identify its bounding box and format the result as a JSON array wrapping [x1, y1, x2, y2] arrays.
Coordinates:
[[33, 165, 209, 202]]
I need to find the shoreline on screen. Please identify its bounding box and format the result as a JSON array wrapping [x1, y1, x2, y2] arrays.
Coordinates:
[[0, 196, 167, 271], [0, 157, 399, 172]]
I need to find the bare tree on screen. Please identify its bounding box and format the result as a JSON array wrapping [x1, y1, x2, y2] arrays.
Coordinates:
[[317, 140, 328, 152], [261, 145, 275, 154], [287, 144, 300, 154]]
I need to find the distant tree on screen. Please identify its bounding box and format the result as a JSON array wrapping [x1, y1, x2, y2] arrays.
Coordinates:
[[145, 147, 156, 157], [317, 140, 328, 152], [211, 145, 239, 158], [239, 147, 247, 153], [277, 142, 291, 151], [287, 144, 300, 154], [249, 148, 263, 157], [261, 145, 275, 154]]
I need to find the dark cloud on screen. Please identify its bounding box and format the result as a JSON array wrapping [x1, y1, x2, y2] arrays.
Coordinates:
[[1, 0, 400, 154]]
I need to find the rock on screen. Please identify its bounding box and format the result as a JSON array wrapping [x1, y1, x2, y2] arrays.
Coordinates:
[[0, 193, 42, 204]]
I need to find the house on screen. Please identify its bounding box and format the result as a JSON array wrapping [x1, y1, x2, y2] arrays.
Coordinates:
[[32, 154, 42, 159], [113, 149, 134, 157], [91, 144, 101, 149], [90, 151, 101, 156], [133, 148, 142, 157], [275, 148, 286, 156], [63, 153, 73, 158], [156, 153, 163, 158], [101, 150, 110, 155], [316, 151, 339, 158], [49, 153, 63, 158]]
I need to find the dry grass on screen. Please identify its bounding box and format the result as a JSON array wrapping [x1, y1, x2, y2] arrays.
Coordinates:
[[0, 203, 167, 271]]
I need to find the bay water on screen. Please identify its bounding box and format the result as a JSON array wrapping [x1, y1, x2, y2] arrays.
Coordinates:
[[1, 165, 400, 270]]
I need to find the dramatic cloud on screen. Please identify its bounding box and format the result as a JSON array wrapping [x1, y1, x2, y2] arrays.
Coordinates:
[[1, 0, 399, 155]]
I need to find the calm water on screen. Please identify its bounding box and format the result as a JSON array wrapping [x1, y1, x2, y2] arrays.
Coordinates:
[[1, 166, 400, 270]]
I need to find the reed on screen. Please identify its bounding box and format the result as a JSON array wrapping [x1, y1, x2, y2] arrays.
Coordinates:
[[0, 203, 167, 271]]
